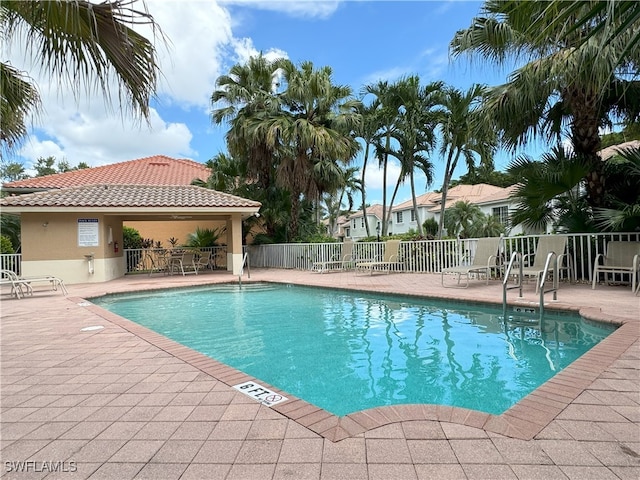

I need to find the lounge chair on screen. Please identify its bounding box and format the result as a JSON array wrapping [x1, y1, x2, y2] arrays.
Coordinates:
[[520, 235, 570, 293], [1, 269, 28, 298], [592, 241, 640, 292], [1, 269, 68, 298], [311, 240, 355, 273], [355, 240, 402, 275], [441, 237, 502, 288]]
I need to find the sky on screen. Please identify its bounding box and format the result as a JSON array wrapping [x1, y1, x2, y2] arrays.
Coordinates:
[[5, 0, 540, 206]]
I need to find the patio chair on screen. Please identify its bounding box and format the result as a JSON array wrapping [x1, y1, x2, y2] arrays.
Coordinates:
[[147, 250, 170, 276], [592, 241, 640, 292], [311, 239, 355, 273], [520, 235, 570, 293], [355, 240, 403, 275], [168, 251, 198, 275], [194, 251, 212, 273], [441, 237, 502, 288]]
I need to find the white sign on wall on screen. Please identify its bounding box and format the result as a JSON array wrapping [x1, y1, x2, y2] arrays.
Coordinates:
[[78, 218, 99, 247]]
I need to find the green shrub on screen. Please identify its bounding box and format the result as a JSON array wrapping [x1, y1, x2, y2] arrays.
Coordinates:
[[296, 233, 338, 243], [423, 218, 438, 236], [0, 235, 14, 254], [186, 227, 225, 248], [252, 233, 276, 245], [123, 226, 144, 249]]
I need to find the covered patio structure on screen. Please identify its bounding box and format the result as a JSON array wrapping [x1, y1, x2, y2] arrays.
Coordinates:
[[0, 184, 261, 284]]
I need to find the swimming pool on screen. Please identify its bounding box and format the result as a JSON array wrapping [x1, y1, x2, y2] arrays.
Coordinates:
[[93, 283, 615, 416]]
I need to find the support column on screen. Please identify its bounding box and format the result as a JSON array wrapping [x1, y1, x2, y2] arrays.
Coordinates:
[[226, 215, 244, 275]]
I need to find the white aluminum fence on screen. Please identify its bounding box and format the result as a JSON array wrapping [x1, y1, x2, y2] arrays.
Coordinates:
[[3, 232, 639, 282], [247, 232, 640, 282], [0, 253, 21, 275]]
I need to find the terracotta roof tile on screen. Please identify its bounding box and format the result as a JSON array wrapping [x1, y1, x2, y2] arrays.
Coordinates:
[[343, 204, 385, 222], [2, 155, 210, 190], [598, 140, 640, 161], [0, 184, 261, 209]]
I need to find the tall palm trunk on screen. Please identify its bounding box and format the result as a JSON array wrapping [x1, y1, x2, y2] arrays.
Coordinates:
[[360, 145, 371, 237], [409, 171, 423, 236], [289, 192, 301, 242], [437, 148, 461, 239], [567, 87, 605, 207], [388, 176, 403, 232], [381, 133, 391, 235]]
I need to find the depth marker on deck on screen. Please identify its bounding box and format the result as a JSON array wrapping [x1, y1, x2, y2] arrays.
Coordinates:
[[233, 381, 288, 407]]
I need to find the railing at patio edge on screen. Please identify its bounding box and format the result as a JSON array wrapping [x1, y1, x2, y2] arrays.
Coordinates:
[[244, 232, 640, 284], [0, 253, 21, 276], [3, 233, 639, 285], [124, 246, 228, 274]]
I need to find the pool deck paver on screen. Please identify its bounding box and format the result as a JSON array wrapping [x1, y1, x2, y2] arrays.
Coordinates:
[[1, 269, 638, 479]]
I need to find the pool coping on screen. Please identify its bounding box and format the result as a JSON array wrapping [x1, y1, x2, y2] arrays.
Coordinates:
[[75, 278, 638, 443]]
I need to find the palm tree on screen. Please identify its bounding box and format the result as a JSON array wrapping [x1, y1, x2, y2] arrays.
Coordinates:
[[251, 60, 361, 240], [496, 0, 640, 75], [450, 0, 640, 209], [324, 166, 362, 237], [593, 145, 640, 232], [195, 153, 247, 194], [211, 54, 283, 190], [444, 201, 484, 238], [364, 81, 400, 236], [353, 100, 382, 237], [507, 146, 592, 233], [476, 214, 506, 237], [1, 0, 163, 150], [186, 227, 225, 248], [435, 84, 493, 239], [385, 77, 442, 236]]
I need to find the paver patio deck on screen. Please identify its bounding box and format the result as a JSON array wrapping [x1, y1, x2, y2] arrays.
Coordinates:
[[1, 269, 638, 479]]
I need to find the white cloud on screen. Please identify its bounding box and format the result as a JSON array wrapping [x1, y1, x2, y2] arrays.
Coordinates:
[[231, 37, 288, 65], [4, 0, 343, 169], [418, 48, 450, 81], [18, 101, 193, 169], [363, 161, 402, 191], [360, 66, 410, 86], [4, 1, 251, 167], [143, 1, 235, 109]]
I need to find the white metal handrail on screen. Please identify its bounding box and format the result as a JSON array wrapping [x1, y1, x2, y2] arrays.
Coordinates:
[[239, 251, 250, 285], [502, 251, 523, 315], [539, 251, 559, 318]]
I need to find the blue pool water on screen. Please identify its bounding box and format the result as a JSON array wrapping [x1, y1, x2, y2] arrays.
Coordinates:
[[93, 283, 615, 416]]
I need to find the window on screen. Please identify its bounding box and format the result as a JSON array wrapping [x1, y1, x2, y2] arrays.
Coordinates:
[[492, 206, 509, 225], [410, 210, 416, 222], [361, 218, 365, 228], [345, 228, 350, 237], [396, 211, 403, 223], [352, 219, 356, 228]]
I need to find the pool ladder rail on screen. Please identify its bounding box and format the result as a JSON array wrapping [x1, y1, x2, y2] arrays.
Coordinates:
[[238, 252, 250, 285], [502, 250, 559, 319]]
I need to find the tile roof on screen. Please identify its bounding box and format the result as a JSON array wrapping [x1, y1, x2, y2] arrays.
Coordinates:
[[2, 155, 211, 191], [341, 204, 386, 224], [392, 184, 510, 212], [598, 140, 640, 160], [0, 184, 261, 209]]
